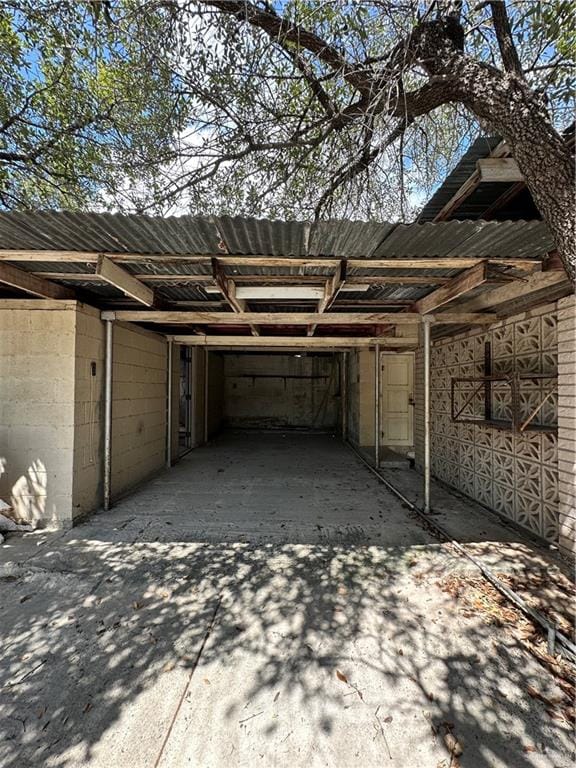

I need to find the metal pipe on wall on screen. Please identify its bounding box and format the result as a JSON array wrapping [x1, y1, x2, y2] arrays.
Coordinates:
[[204, 348, 209, 444], [374, 343, 380, 468], [166, 339, 173, 469], [103, 319, 113, 511], [341, 351, 348, 441], [423, 316, 432, 513]]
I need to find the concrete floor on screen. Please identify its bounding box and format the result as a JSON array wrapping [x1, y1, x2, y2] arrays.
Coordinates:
[[0, 432, 573, 767]]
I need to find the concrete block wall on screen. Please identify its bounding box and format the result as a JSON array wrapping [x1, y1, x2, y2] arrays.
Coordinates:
[[415, 301, 565, 548], [223, 353, 339, 430], [110, 323, 168, 498], [0, 300, 174, 527], [0, 301, 76, 526], [208, 353, 225, 437], [557, 295, 576, 556]]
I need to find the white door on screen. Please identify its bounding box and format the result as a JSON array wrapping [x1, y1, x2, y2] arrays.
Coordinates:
[[380, 353, 414, 446]]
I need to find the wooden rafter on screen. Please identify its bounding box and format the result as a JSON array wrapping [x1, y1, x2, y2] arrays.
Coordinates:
[[0, 261, 75, 300], [307, 260, 346, 336], [411, 261, 509, 314], [170, 335, 419, 349], [96, 255, 154, 306], [433, 140, 510, 222], [101, 310, 496, 325], [211, 257, 259, 336], [0, 250, 541, 271], [442, 270, 571, 314]]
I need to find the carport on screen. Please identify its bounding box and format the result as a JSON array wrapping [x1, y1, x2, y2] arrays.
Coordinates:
[[0, 211, 572, 549]]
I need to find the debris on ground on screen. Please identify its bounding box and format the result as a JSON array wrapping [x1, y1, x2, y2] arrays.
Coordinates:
[[439, 573, 576, 726]]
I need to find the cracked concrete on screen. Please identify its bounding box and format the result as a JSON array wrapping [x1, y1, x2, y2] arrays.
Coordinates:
[[0, 432, 573, 767]]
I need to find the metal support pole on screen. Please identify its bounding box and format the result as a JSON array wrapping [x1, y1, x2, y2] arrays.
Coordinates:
[[341, 352, 348, 441], [104, 319, 113, 511], [423, 316, 432, 513], [374, 343, 380, 468], [166, 339, 173, 469], [203, 348, 209, 444]]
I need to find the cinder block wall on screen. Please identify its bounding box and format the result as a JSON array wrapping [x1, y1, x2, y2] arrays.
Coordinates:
[[208, 353, 225, 437], [0, 301, 76, 526], [223, 353, 339, 430], [414, 301, 568, 549], [110, 323, 168, 498], [0, 301, 173, 527]]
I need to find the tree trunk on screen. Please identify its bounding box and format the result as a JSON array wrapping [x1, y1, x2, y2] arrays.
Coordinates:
[[414, 20, 575, 282]]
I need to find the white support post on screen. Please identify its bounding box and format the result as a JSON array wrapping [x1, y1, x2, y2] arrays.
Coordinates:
[[204, 348, 209, 444], [104, 319, 113, 511], [341, 352, 348, 441], [374, 343, 380, 468], [423, 316, 433, 513], [166, 339, 173, 469]]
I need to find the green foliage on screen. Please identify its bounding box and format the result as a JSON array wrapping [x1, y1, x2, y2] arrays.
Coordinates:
[[0, 1, 573, 218]]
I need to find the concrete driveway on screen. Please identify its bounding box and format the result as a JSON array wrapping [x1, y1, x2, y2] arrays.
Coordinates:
[[0, 433, 573, 767]]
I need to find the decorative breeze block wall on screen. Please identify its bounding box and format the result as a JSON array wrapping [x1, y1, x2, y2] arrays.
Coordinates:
[[416, 303, 560, 544]]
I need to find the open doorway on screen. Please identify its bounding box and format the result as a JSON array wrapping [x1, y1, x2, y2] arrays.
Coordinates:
[[178, 347, 193, 455]]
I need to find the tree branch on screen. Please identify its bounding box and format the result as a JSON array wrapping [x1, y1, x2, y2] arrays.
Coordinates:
[[477, 0, 523, 76]]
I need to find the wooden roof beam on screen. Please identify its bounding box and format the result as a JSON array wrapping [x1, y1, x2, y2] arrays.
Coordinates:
[[0, 261, 75, 300], [169, 335, 419, 349], [0, 250, 541, 270], [212, 257, 259, 336], [433, 140, 511, 222], [96, 255, 154, 306], [308, 260, 346, 336], [443, 270, 571, 314], [411, 261, 502, 314], [100, 310, 497, 325]]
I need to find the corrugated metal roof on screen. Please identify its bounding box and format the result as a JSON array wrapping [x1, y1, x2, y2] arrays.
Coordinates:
[[0, 210, 552, 259], [0, 209, 555, 314]]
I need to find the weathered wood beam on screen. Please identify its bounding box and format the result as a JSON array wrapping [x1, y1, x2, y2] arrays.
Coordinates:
[[477, 158, 524, 183], [212, 257, 259, 336], [446, 270, 571, 314], [235, 286, 325, 299], [0, 250, 541, 271], [35, 272, 450, 287], [412, 262, 491, 314], [170, 335, 420, 349], [96, 255, 155, 306], [0, 261, 75, 300], [101, 310, 496, 325], [308, 260, 346, 336]]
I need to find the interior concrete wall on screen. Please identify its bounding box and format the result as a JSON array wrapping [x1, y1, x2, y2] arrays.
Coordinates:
[[223, 353, 339, 430], [207, 353, 225, 438], [0, 301, 76, 527], [414, 302, 561, 547]]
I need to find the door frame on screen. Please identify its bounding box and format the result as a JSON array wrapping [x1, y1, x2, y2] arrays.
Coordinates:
[[379, 351, 415, 449]]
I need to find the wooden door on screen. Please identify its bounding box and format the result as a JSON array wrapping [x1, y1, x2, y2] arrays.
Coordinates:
[[380, 353, 414, 446]]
